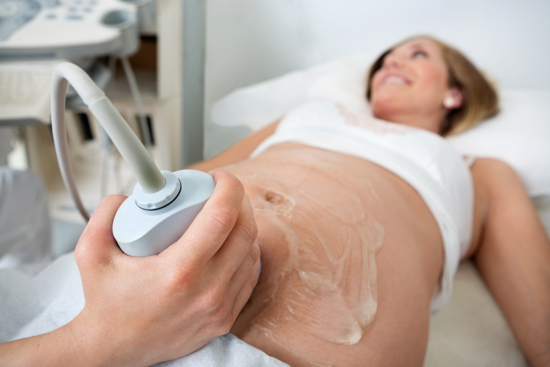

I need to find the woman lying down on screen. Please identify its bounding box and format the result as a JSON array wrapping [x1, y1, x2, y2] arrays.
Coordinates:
[[188, 36, 550, 366], [1, 36, 548, 367]]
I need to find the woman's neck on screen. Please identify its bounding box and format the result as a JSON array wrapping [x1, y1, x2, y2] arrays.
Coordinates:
[[374, 108, 445, 135]]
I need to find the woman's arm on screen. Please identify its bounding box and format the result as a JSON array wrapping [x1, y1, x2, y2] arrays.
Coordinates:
[[469, 158, 550, 367], [189, 121, 279, 172]]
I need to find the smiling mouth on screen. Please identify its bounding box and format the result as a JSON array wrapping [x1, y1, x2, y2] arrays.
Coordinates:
[[381, 75, 411, 86]]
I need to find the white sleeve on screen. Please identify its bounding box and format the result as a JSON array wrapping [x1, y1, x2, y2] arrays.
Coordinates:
[[0, 167, 52, 275]]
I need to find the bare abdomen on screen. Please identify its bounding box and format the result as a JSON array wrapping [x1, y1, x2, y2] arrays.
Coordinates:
[[225, 143, 443, 366]]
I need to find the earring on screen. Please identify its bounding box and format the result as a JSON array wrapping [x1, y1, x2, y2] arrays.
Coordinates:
[[443, 96, 455, 109]]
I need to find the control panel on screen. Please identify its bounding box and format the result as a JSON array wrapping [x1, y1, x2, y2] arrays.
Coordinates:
[[0, 0, 144, 59]]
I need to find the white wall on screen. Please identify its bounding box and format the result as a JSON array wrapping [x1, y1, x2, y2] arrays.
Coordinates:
[[204, 0, 550, 158]]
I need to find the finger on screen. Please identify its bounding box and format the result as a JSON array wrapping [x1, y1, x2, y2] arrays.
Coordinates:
[[210, 193, 258, 282], [229, 251, 262, 322], [163, 170, 245, 270], [75, 195, 126, 267]]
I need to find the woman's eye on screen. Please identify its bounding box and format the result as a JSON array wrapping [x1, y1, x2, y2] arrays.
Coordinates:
[[412, 50, 428, 58]]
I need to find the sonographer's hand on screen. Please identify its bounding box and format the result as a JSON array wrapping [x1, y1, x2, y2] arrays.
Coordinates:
[[70, 170, 260, 366]]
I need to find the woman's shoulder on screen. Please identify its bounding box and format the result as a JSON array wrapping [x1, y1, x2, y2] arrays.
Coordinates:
[[471, 158, 527, 200], [467, 157, 532, 257], [471, 158, 520, 181]]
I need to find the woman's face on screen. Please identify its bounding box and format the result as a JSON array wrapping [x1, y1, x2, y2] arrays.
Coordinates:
[[370, 38, 460, 133]]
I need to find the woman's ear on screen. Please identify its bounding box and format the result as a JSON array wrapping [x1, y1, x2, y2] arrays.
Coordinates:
[[442, 88, 464, 109]]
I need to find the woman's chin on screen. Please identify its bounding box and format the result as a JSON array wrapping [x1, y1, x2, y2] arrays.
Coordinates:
[[371, 95, 404, 119], [371, 105, 400, 123]]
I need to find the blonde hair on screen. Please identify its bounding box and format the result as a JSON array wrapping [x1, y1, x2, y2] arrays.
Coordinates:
[[365, 36, 499, 136]]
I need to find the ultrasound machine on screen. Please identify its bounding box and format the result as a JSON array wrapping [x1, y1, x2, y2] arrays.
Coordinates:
[[0, 0, 154, 126]]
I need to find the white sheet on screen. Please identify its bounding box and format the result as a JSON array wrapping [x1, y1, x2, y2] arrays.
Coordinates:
[[0, 253, 288, 366]]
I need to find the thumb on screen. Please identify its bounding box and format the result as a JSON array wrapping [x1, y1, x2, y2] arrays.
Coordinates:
[[75, 195, 127, 268]]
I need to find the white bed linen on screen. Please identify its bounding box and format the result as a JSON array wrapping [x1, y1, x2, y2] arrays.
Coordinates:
[[0, 253, 288, 367]]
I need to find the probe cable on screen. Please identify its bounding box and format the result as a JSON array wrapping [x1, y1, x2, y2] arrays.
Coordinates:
[[50, 62, 165, 222]]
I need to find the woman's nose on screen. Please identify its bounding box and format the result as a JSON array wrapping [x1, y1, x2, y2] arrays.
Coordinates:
[[383, 53, 403, 69]]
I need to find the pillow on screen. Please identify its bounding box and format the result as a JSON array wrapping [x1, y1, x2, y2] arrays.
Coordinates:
[[211, 56, 550, 198], [446, 90, 550, 198], [211, 54, 371, 131]]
